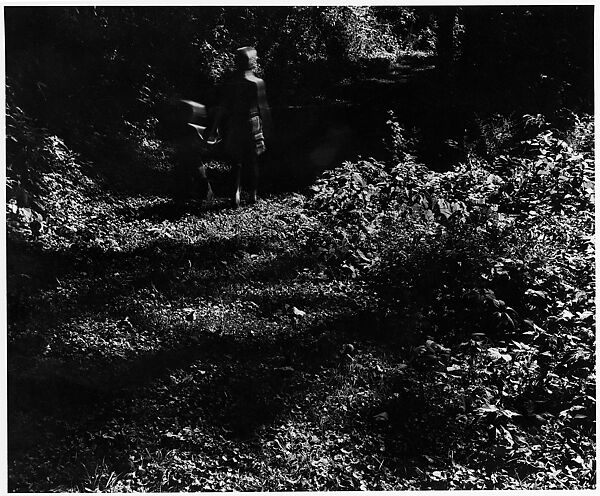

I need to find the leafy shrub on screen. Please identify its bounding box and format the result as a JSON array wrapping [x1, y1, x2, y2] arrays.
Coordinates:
[[383, 110, 420, 163], [306, 112, 594, 477], [308, 111, 593, 323], [470, 113, 519, 159], [494, 113, 594, 217], [6, 85, 100, 240]]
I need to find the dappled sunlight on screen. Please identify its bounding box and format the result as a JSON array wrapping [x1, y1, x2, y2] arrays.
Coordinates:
[[7, 4, 594, 491]]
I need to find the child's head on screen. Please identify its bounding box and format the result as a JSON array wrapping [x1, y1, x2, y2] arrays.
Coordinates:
[[234, 46, 257, 71]]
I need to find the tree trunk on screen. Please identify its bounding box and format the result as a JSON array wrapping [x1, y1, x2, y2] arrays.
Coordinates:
[[436, 7, 457, 79]]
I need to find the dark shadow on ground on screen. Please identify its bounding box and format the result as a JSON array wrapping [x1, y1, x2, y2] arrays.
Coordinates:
[[9, 215, 476, 489], [8, 326, 340, 488], [350, 378, 475, 488], [7, 230, 318, 342], [8, 297, 476, 491]]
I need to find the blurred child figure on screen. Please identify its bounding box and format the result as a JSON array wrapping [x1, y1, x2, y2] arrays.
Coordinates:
[[207, 46, 272, 207], [161, 98, 214, 204]]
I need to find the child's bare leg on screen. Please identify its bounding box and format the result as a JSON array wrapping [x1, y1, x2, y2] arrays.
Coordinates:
[[249, 156, 259, 203], [232, 163, 242, 207], [197, 164, 214, 201]]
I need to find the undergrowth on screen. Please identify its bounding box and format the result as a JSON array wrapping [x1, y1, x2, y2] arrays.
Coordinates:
[[6, 110, 595, 491], [304, 110, 595, 488]]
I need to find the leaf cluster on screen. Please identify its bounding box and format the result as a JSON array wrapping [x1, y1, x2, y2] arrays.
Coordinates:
[[305, 111, 595, 485]]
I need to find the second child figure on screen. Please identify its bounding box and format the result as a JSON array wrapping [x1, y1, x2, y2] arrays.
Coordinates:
[[207, 46, 272, 207]]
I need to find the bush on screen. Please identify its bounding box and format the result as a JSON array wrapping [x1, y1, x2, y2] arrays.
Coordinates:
[[6, 84, 100, 241], [304, 111, 594, 484], [307, 110, 593, 315]]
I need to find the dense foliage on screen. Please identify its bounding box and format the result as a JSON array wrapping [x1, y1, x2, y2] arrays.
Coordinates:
[[305, 111, 595, 487], [5, 6, 404, 127], [6, 5, 592, 152], [6, 5, 595, 492], [7, 108, 594, 490]]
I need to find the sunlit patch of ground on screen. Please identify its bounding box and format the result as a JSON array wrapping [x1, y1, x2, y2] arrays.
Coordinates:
[[7, 177, 595, 490]]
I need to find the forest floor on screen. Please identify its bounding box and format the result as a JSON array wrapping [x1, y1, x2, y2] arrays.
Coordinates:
[[8, 183, 448, 491], [7, 162, 595, 490], [6, 89, 596, 489]]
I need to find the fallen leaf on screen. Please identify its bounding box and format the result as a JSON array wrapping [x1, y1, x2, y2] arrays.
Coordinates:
[[292, 306, 306, 317]]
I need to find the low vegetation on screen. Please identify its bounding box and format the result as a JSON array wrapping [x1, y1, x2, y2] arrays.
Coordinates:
[[6, 5, 594, 491], [7, 108, 594, 490]]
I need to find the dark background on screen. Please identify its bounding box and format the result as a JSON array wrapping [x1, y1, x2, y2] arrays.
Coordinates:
[[5, 6, 594, 188]]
